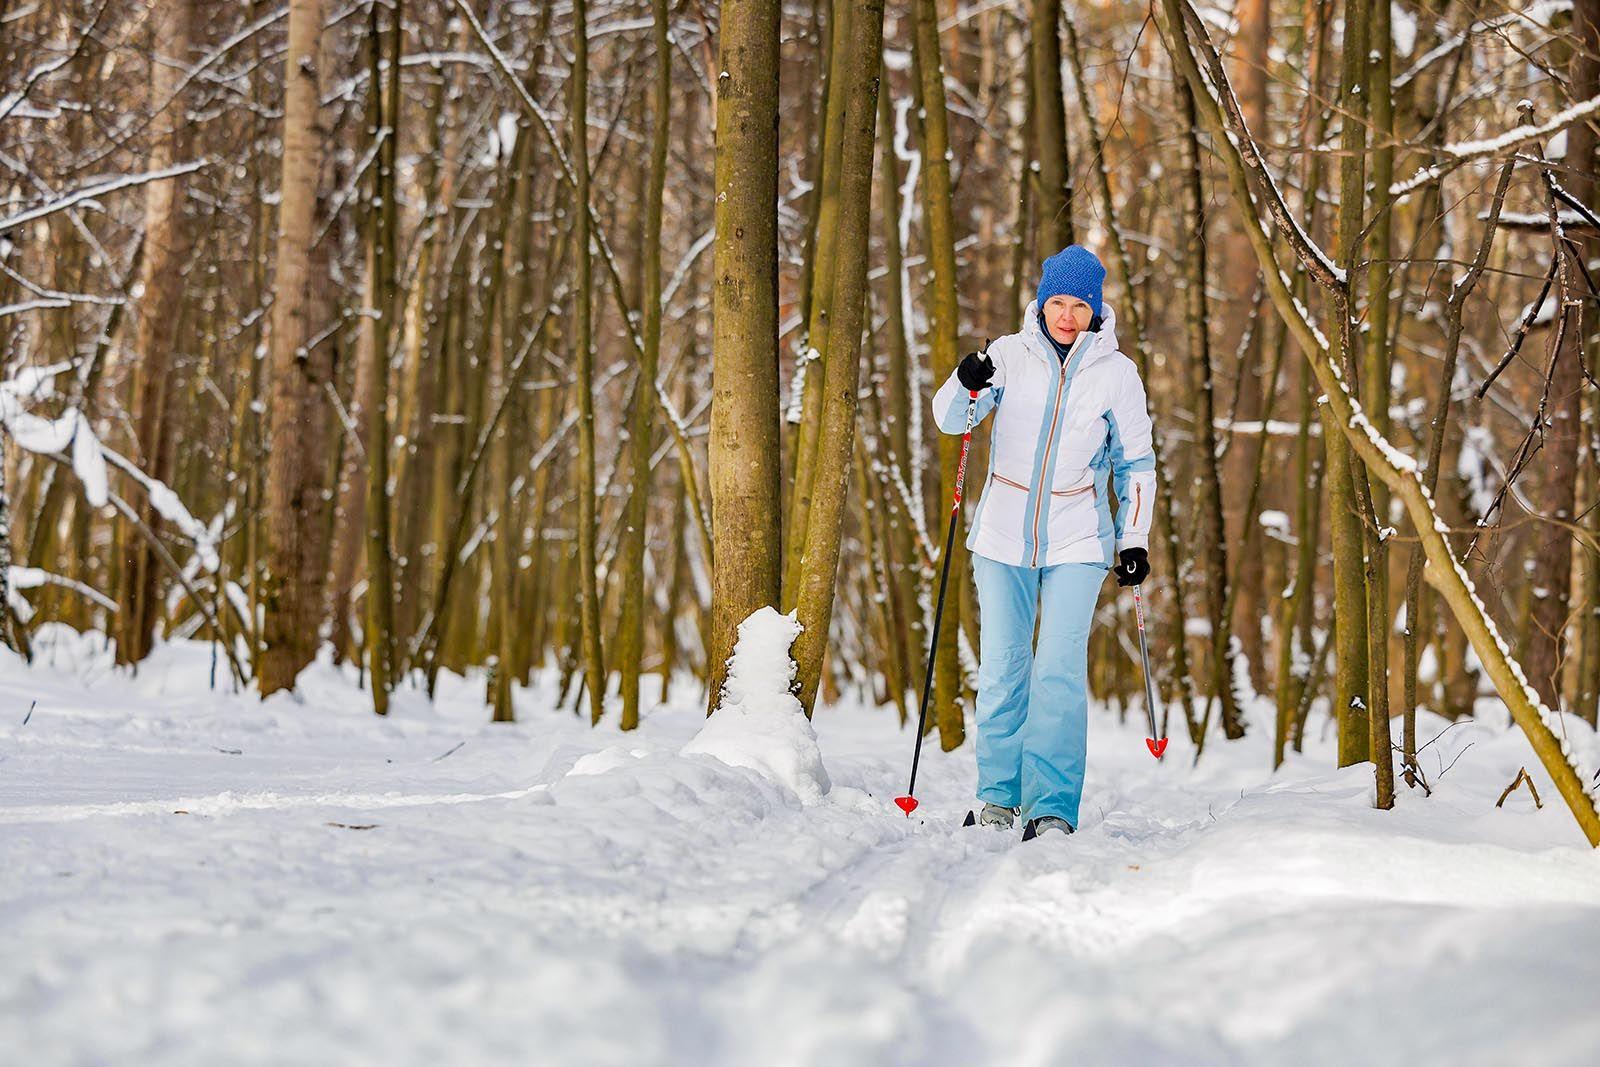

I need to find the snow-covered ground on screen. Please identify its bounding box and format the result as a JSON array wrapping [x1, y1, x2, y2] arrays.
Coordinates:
[[4, 624, 1599, 1066]]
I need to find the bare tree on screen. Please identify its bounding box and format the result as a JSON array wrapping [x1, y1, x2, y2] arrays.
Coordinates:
[[706, 0, 784, 712], [117, 0, 195, 665], [259, 0, 330, 696], [792, 0, 888, 715]]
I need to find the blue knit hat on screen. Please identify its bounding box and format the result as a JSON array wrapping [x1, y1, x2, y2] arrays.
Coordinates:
[[1036, 244, 1106, 319]]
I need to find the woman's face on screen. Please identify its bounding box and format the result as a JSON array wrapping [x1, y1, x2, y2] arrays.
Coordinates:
[[1042, 295, 1093, 344]]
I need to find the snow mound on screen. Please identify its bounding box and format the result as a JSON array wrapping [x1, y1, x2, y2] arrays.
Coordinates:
[[567, 747, 648, 777], [682, 607, 831, 805]]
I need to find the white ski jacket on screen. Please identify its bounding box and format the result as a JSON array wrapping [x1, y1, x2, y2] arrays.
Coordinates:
[[931, 300, 1157, 569]]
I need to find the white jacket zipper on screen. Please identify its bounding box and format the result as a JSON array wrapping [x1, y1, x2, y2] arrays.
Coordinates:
[[1028, 332, 1089, 567]]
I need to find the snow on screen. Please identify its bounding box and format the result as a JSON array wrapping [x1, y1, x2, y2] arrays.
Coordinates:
[[684, 607, 831, 806], [70, 412, 109, 506], [1, 367, 217, 568], [7, 565, 117, 616], [1390, 4, 1417, 57], [1349, 407, 1419, 473], [1257, 509, 1290, 533], [1489, 209, 1591, 227], [3, 626, 1599, 1065], [784, 347, 816, 425], [1216, 418, 1319, 437], [0, 391, 109, 508]]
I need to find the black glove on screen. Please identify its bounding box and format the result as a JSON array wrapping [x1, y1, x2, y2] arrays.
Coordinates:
[[956, 351, 995, 392], [1115, 547, 1150, 587]]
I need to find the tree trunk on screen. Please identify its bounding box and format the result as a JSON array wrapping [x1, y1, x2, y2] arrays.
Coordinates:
[[0, 422, 23, 654], [1526, 0, 1597, 710], [791, 0, 887, 716], [1029, 0, 1073, 258], [874, 68, 926, 718], [365, 1, 400, 712], [616, 0, 672, 732], [259, 0, 330, 696], [571, 0, 607, 724], [486, 115, 530, 721], [1363, 0, 1398, 808], [1275, 369, 1323, 765], [784, 0, 853, 608], [117, 0, 195, 665], [1221, 0, 1270, 692], [1176, 78, 1245, 744], [912, 0, 966, 749], [706, 0, 785, 713], [1326, 0, 1372, 766]]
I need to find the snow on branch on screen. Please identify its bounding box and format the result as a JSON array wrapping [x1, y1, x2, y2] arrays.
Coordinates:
[[0, 256, 125, 310], [1393, 6, 1572, 91], [0, 54, 73, 124], [0, 366, 219, 572], [1390, 94, 1600, 199], [8, 566, 118, 619], [0, 161, 209, 235], [0, 0, 111, 125], [99, 449, 220, 572], [0, 298, 69, 318]]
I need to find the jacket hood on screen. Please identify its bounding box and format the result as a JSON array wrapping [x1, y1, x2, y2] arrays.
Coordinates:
[[1022, 298, 1121, 369]]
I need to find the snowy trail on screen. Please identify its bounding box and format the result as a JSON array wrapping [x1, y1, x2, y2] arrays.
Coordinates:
[[3, 628, 1600, 1066]]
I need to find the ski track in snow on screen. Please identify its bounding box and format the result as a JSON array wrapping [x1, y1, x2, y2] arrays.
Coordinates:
[[2, 626, 1599, 1066]]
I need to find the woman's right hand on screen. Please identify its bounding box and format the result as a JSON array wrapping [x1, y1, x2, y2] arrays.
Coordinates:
[[957, 351, 995, 392]]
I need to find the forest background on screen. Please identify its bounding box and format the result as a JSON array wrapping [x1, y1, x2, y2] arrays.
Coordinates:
[[1, 0, 1598, 842]]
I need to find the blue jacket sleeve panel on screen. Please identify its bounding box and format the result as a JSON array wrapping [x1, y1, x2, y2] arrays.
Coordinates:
[[1104, 358, 1157, 552], [931, 346, 1006, 434]]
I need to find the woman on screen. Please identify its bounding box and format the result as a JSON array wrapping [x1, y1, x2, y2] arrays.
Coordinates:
[[931, 244, 1156, 839]]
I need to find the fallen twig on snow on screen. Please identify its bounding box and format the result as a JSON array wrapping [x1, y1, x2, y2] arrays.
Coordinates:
[[1496, 767, 1543, 810]]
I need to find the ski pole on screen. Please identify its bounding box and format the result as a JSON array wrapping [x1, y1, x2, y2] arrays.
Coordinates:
[[896, 389, 979, 816], [1132, 583, 1168, 759]]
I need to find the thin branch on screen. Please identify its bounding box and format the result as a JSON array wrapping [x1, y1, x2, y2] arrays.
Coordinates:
[[0, 161, 209, 235]]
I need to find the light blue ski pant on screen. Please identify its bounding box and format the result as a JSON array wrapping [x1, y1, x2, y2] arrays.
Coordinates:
[[972, 552, 1106, 826]]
